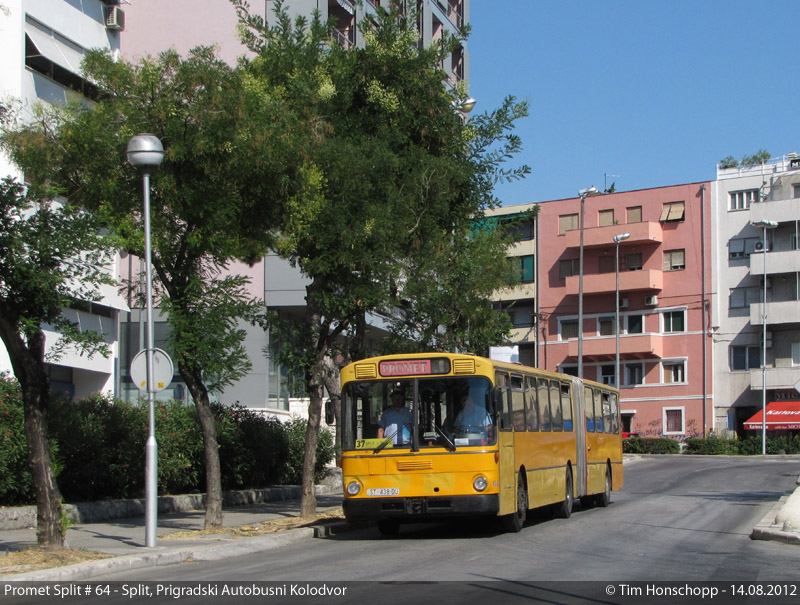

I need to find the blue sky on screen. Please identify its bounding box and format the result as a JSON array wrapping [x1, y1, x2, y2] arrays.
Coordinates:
[[468, 1, 800, 205]]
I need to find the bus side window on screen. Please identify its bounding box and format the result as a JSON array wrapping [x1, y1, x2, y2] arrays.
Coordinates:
[[510, 374, 526, 432], [594, 390, 604, 433], [537, 378, 551, 431], [549, 380, 563, 431], [526, 376, 539, 431], [561, 382, 573, 432], [602, 392, 612, 433], [496, 371, 511, 431], [584, 386, 595, 432], [608, 392, 619, 434]]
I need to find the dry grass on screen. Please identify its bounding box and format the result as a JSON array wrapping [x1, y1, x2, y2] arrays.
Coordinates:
[[0, 508, 345, 576], [0, 548, 112, 576]]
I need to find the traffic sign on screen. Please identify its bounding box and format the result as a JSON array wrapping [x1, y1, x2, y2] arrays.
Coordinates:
[[130, 348, 174, 393]]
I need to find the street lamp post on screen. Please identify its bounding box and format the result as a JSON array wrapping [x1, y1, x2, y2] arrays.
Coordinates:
[[613, 233, 630, 388], [577, 186, 600, 378], [751, 219, 777, 456], [126, 134, 164, 547]]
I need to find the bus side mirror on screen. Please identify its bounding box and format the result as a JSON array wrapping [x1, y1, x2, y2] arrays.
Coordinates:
[[493, 390, 505, 413], [325, 399, 335, 425]]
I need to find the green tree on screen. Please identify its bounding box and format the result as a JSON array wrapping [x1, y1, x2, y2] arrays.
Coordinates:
[[0, 178, 113, 547], [1, 47, 311, 528], [740, 149, 771, 166], [233, 1, 529, 515]]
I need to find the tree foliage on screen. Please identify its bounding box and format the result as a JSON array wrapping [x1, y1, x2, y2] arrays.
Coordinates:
[[1, 46, 308, 528], [233, 1, 529, 515], [0, 178, 114, 546]]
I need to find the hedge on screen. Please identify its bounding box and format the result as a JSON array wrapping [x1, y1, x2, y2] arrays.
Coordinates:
[[0, 375, 335, 505], [623, 435, 800, 455]]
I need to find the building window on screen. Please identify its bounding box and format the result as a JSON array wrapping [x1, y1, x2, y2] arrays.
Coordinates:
[[625, 252, 643, 271], [559, 214, 579, 235], [793, 342, 800, 366], [659, 201, 685, 222], [730, 189, 759, 210], [598, 256, 615, 274], [560, 319, 578, 340], [502, 218, 535, 242], [598, 209, 614, 227], [627, 314, 643, 334], [511, 254, 535, 283], [624, 362, 644, 386], [627, 206, 642, 223], [793, 184, 800, 200], [598, 316, 616, 336], [663, 361, 685, 384], [559, 258, 579, 279], [729, 237, 764, 259], [663, 407, 685, 435], [600, 365, 615, 386], [663, 249, 685, 271], [663, 310, 685, 333], [729, 287, 762, 309], [496, 299, 535, 328], [730, 345, 761, 371]]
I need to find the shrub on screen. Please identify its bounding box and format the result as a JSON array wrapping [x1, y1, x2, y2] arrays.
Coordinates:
[[281, 417, 336, 485], [623, 436, 681, 454], [0, 375, 35, 504], [684, 437, 738, 455]]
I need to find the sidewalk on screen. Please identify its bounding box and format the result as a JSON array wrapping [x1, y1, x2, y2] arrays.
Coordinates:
[[0, 490, 349, 582]]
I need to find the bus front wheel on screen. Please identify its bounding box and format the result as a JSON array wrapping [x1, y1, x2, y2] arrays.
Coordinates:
[[502, 474, 527, 533]]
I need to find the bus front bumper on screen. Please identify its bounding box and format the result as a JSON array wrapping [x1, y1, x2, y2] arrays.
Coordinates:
[[343, 494, 499, 522]]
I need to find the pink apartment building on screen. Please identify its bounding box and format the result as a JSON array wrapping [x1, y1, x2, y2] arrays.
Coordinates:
[[536, 183, 713, 439]]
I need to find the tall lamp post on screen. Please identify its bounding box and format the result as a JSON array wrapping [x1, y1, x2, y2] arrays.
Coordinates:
[[126, 134, 164, 547], [751, 219, 777, 455], [613, 233, 630, 388], [577, 186, 601, 378]]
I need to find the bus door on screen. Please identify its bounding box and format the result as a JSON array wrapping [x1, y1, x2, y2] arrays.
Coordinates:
[[571, 377, 587, 499], [495, 371, 516, 516]]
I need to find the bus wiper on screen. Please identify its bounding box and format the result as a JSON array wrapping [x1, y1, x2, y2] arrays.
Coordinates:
[[434, 423, 456, 452], [373, 435, 394, 455]]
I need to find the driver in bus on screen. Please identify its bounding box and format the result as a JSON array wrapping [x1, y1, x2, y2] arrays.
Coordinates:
[[377, 390, 413, 445], [454, 395, 493, 438]]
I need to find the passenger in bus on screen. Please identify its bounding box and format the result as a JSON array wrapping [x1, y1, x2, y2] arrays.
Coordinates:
[[512, 411, 526, 432], [454, 395, 493, 437], [377, 390, 413, 445]]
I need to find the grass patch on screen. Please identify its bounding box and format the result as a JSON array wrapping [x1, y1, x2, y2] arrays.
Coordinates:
[[0, 548, 112, 576]]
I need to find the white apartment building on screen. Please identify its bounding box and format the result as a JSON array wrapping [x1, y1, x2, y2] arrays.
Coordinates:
[[0, 0, 127, 398], [711, 154, 800, 437]]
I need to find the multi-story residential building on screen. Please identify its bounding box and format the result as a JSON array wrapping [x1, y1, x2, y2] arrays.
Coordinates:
[[116, 0, 469, 418], [0, 0, 127, 398], [712, 155, 800, 437], [486, 204, 538, 367], [535, 183, 713, 438]]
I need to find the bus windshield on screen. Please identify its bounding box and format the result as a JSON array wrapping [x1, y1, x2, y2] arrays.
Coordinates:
[[342, 377, 495, 451]]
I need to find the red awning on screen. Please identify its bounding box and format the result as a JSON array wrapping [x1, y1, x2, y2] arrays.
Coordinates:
[[744, 401, 800, 431]]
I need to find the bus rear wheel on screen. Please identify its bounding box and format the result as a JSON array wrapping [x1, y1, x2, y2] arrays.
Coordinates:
[[554, 468, 573, 519], [595, 466, 612, 508], [502, 474, 527, 533]]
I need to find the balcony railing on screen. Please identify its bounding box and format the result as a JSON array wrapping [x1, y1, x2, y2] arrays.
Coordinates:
[[750, 300, 800, 326], [565, 269, 662, 296], [750, 249, 800, 276], [566, 333, 664, 361], [564, 221, 663, 250], [750, 366, 800, 390]]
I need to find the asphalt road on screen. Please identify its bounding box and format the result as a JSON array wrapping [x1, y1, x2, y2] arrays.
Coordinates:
[[9, 456, 799, 605]]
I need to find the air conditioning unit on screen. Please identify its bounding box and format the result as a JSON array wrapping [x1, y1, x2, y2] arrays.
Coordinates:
[[619, 297, 630, 309], [645, 295, 658, 306], [754, 241, 764, 251], [105, 6, 125, 30]]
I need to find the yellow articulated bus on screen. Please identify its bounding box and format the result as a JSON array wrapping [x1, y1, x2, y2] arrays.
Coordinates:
[[340, 352, 623, 535]]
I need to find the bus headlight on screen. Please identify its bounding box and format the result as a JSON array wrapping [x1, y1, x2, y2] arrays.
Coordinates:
[[473, 476, 488, 492], [346, 480, 362, 496]]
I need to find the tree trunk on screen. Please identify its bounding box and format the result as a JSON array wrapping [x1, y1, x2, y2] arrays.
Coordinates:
[[180, 366, 224, 529], [300, 375, 323, 518], [0, 319, 64, 548]]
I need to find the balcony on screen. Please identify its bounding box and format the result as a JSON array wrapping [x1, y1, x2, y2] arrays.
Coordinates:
[[567, 334, 663, 361], [564, 221, 663, 250], [749, 197, 800, 225], [750, 300, 800, 326], [750, 366, 800, 390], [750, 249, 800, 276], [565, 269, 662, 296]]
